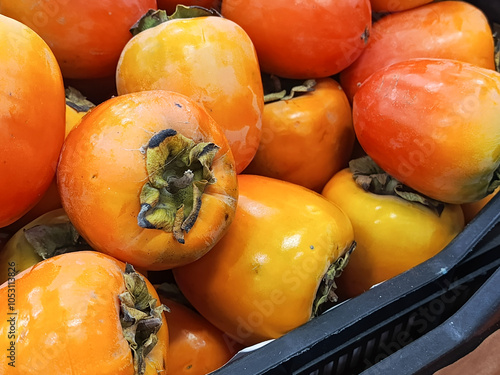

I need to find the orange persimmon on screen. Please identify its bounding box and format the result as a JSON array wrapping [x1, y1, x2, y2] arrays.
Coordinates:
[[244, 77, 354, 192], [116, 9, 264, 173], [57, 90, 238, 270], [160, 296, 242, 374], [0, 14, 65, 228], [0, 251, 168, 374]]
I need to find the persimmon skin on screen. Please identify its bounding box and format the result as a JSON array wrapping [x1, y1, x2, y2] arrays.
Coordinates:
[[461, 187, 500, 224], [0, 251, 168, 374], [0, 0, 157, 79], [161, 298, 242, 374], [4, 104, 88, 234], [157, 0, 221, 14], [370, 0, 432, 13], [57, 90, 238, 270], [116, 16, 264, 174], [244, 78, 355, 192], [322, 168, 464, 299], [174, 175, 354, 346], [341, 1, 496, 100], [221, 0, 372, 79], [0, 15, 65, 228], [353, 58, 500, 204]]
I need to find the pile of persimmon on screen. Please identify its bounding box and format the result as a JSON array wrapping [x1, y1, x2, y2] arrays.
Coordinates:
[[1, 1, 499, 374]]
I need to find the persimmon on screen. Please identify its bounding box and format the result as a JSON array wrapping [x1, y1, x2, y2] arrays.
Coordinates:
[[174, 174, 355, 346], [0, 0, 157, 79], [370, 0, 433, 13], [4, 88, 95, 234], [158, 295, 242, 374], [0, 208, 83, 284], [116, 8, 264, 173], [156, 0, 221, 14], [353, 58, 500, 204], [0, 14, 65, 228], [341, 1, 496, 100], [221, 0, 372, 79], [322, 159, 465, 299], [0, 251, 168, 374], [462, 187, 500, 224], [57, 90, 238, 270], [244, 77, 355, 192]]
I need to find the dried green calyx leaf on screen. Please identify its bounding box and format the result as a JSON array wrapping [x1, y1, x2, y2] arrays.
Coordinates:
[[262, 74, 317, 103], [488, 165, 500, 194], [65, 86, 95, 113], [349, 156, 445, 216], [137, 129, 219, 244], [312, 241, 356, 317], [130, 5, 220, 36], [155, 282, 194, 309], [119, 264, 169, 375], [24, 222, 91, 259]]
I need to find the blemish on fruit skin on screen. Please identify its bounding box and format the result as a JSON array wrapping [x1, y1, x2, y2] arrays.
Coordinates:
[[361, 26, 370, 44], [310, 245, 314, 250], [175, 102, 182, 108]]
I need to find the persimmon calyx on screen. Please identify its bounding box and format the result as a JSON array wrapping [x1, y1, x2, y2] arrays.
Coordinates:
[[137, 129, 219, 244], [262, 74, 316, 103], [130, 6, 220, 36], [119, 264, 169, 375], [488, 164, 500, 194], [23, 222, 91, 259], [312, 241, 356, 317], [155, 282, 194, 309], [65, 86, 95, 113], [349, 156, 445, 216]]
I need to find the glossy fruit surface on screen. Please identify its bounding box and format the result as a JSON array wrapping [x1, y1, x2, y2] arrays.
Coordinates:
[[353, 58, 500, 204], [57, 90, 238, 270], [0, 0, 157, 79], [0, 14, 65, 228], [322, 168, 464, 299], [221, 0, 372, 79], [0, 251, 168, 374], [244, 78, 354, 192], [341, 1, 496, 100], [370, 0, 433, 13], [116, 14, 264, 173], [174, 174, 354, 346], [157, 0, 220, 14], [160, 297, 241, 374]]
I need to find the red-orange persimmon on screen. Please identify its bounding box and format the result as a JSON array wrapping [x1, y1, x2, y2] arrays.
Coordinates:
[[0, 15, 65, 228], [221, 0, 372, 79]]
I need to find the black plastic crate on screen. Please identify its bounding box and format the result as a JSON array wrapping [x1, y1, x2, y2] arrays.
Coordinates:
[[360, 265, 500, 375], [211, 193, 500, 375]]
